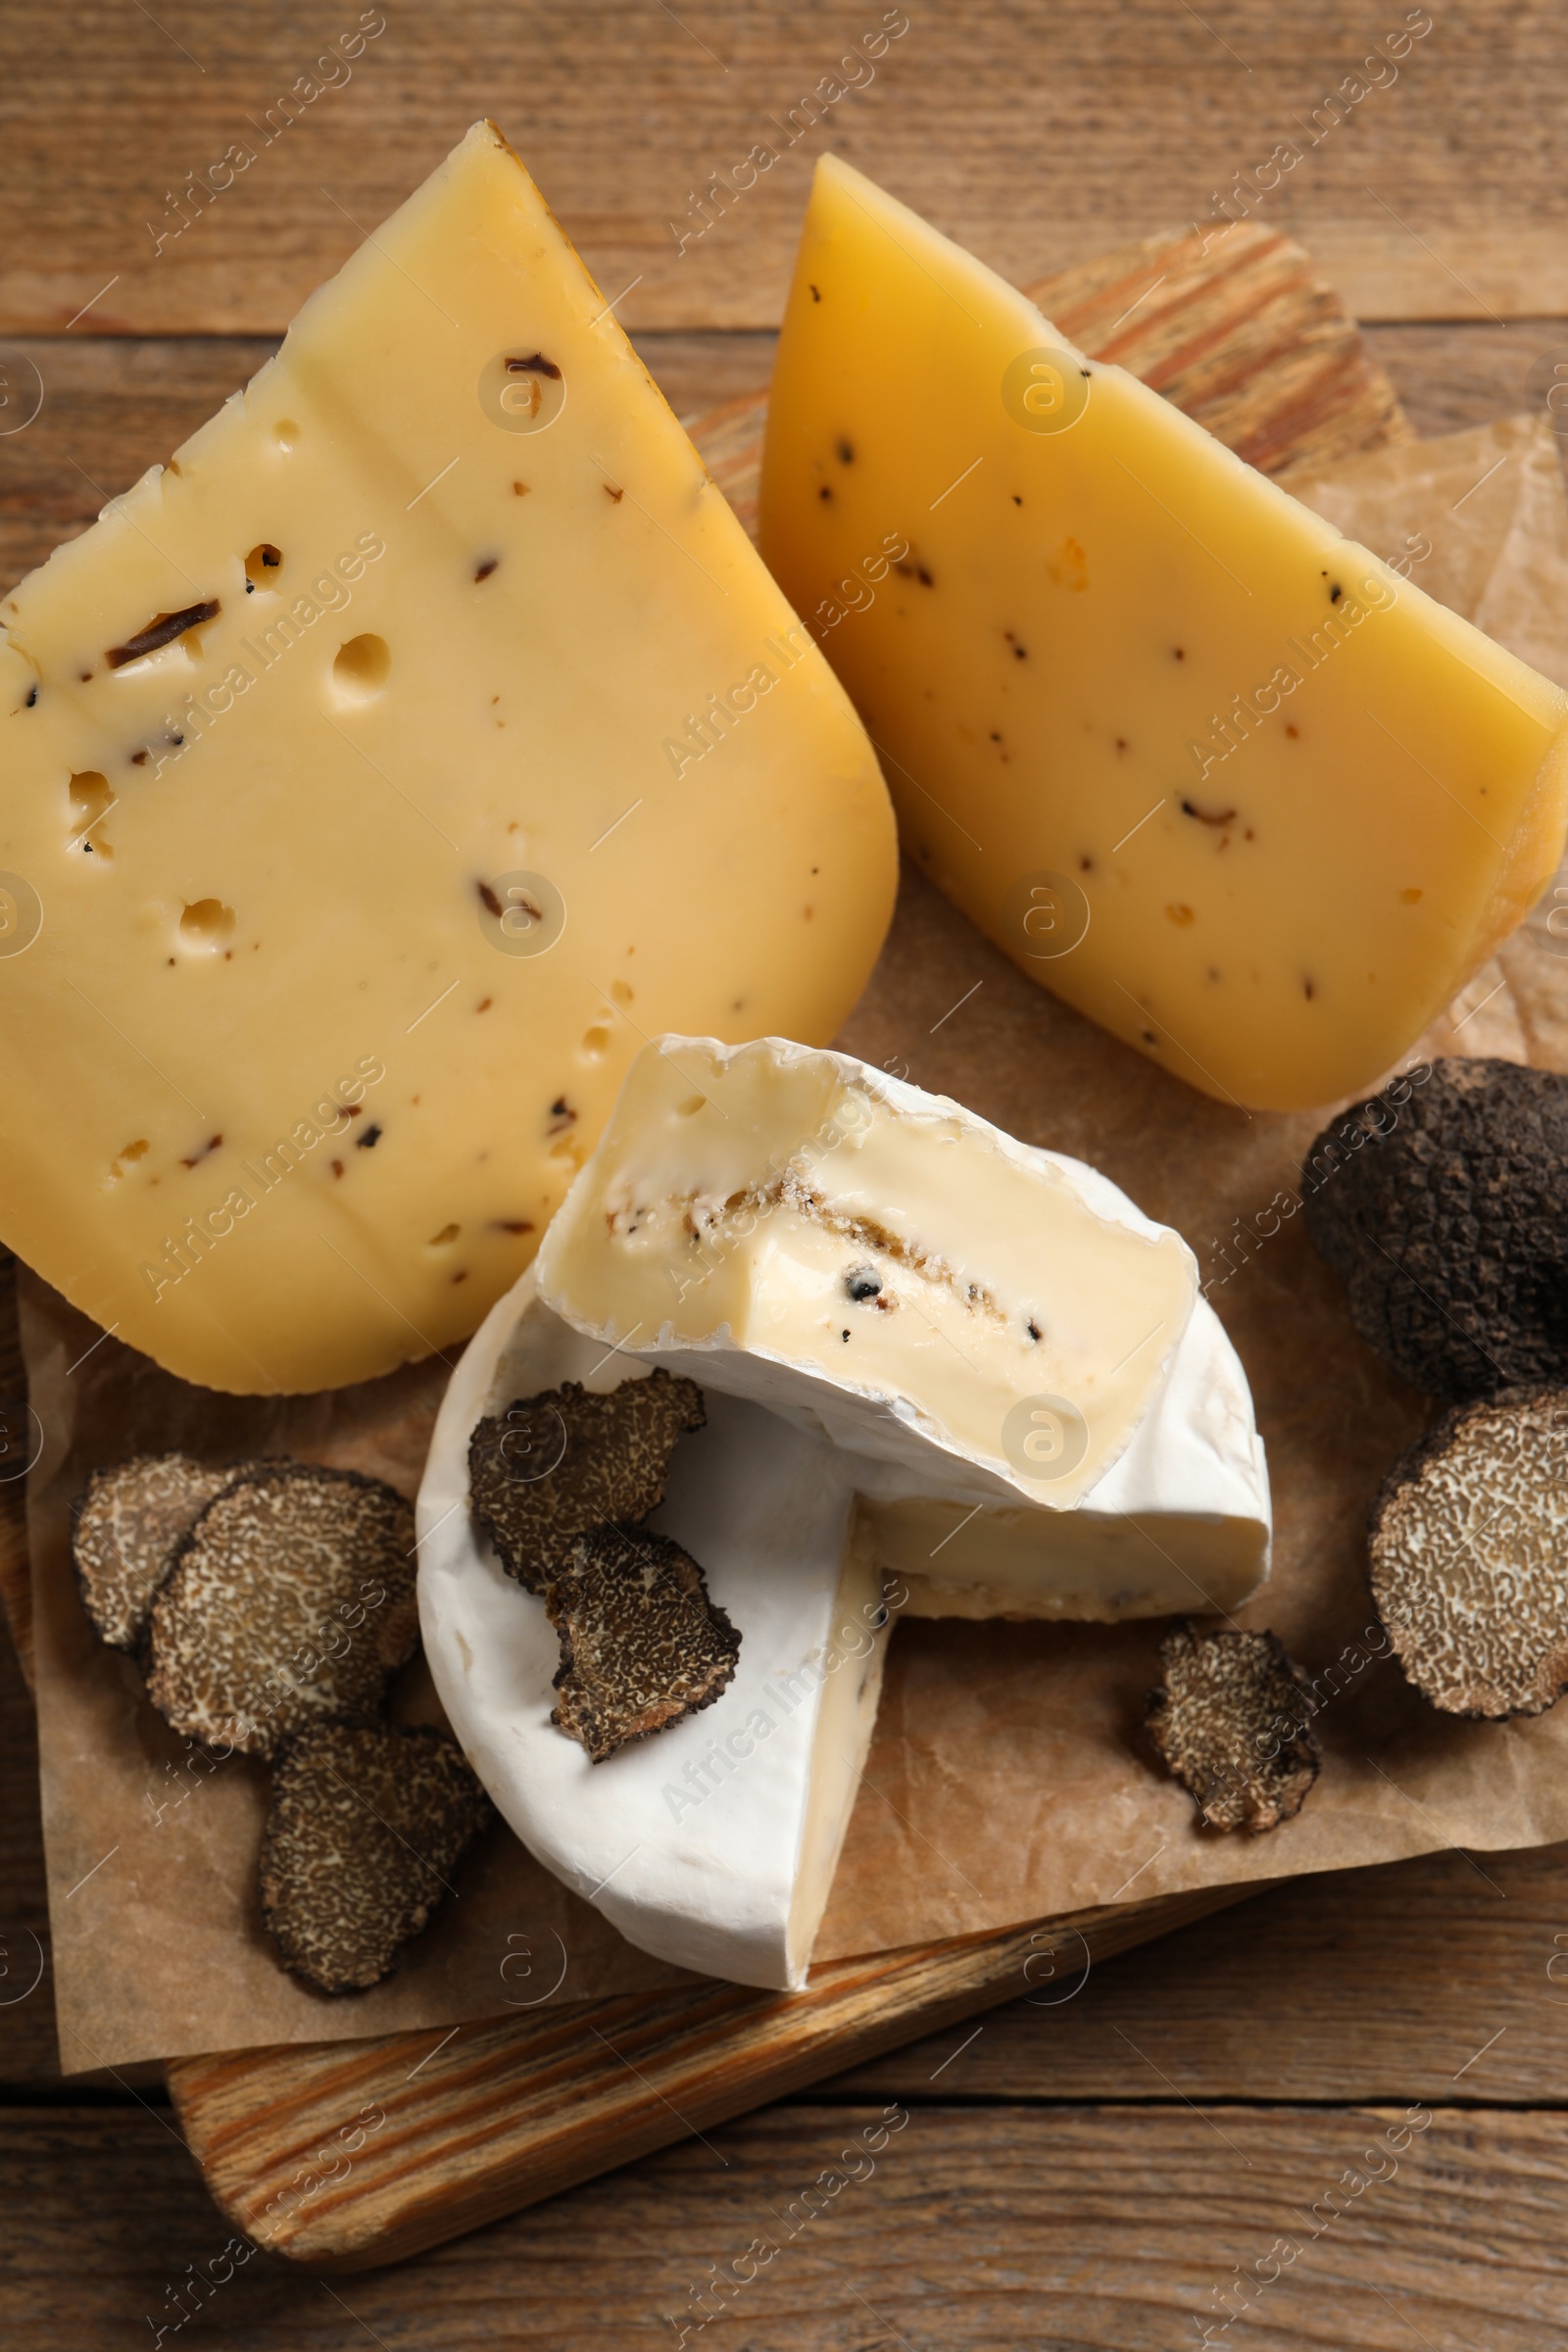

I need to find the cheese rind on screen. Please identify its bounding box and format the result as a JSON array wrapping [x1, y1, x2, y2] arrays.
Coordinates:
[[879, 1292, 1271, 1619], [759, 157, 1568, 1113], [416, 1270, 891, 1989], [536, 1034, 1271, 1614], [0, 123, 895, 1393]]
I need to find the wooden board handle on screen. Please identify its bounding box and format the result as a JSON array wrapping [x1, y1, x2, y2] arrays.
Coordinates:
[[169, 1886, 1249, 2270]]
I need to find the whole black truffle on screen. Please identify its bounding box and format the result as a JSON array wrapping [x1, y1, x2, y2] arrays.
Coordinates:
[[1301, 1058, 1568, 1400]]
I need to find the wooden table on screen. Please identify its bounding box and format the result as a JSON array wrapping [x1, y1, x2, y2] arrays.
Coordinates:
[[6, 4, 1568, 2340]]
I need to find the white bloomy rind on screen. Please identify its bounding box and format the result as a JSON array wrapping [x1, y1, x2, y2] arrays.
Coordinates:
[[536, 1035, 1270, 1617], [416, 1271, 891, 1990]]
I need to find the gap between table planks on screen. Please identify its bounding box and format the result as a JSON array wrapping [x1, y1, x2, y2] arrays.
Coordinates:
[[4, 219, 1408, 2270], [4, 0, 1563, 332]]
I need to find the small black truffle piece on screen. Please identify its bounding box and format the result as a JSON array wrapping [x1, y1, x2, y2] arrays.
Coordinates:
[[1147, 1623, 1321, 1833], [259, 1724, 493, 1992], [547, 1523, 740, 1763], [145, 1464, 418, 1757], [1302, 1058, 1568, 1400], [72, 1453, 240, 1653], [1369, 1386, 1568, 1718], [468, 1370, 706, 1592], [105, 598, 220, 668]]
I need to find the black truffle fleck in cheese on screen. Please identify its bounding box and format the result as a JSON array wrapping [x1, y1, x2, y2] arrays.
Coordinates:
[[259, 1724, 492, 1993], [548, 1523, 740, 1763], [468, 1369, 705, 1592], [1146, 1623, 1321, 1833]]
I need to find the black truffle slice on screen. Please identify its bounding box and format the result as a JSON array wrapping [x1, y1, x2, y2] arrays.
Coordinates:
[[259, 1724, 493, 1993], [1369, 1386, 1568, 1718], [71, 1452, 240, 1652], [1302, 1057, 1568, 1401], [1147, 1623, 1321, 1833], [548, 1523, 740, 1763], [144, 1464, 418, 1758], [468, 1369, 706, 1592]]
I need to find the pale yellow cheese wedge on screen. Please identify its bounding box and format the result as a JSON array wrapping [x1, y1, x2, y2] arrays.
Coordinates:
[[759, 158, 1568, 1112], [0, 123, 895, 1394]]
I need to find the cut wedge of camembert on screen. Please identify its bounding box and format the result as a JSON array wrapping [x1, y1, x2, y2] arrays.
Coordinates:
[[416, 1269, 892, 1989], [537, 1036, 1271, 1618]]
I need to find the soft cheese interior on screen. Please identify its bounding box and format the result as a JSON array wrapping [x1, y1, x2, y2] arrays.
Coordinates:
[[416, 1271, 892, 1989], [537, 1036, 1269, 1615], [877, 1291, 1270, 1618], [536, 1035, 1196, 1510]]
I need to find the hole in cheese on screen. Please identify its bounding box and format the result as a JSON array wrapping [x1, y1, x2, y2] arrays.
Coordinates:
[[581, 1024, 612, 1059], [244, 542, 284, 590], [69, 771, 112, 822], [427, 1223, 462, 1248], [68, 770, 114, 857], [179, 899, 236, 953], [273, 419, 300, 450], [333, 633, 391, 698]]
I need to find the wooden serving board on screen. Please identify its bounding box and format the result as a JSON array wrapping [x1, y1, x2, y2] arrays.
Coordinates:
[[3, 219, 1408, 2270], [166, 1886, 1250, 2271]]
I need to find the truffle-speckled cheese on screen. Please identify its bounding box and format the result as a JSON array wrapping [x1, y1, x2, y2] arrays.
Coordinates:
[[759, 157, 1568, 1113], [0, 122, 896, 1393], [537, 1035, 1272, 1618], [538, 1036, 1198, 1506]]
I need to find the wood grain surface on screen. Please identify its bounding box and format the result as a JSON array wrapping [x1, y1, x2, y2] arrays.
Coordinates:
[[8, 2097, 1568, 2347], [4, 3, 1568, 2331], [0, 1255, 30, 1678], [167, 1891, 1240, 2270], [0, 0, 1565, 333], [833, 1838, 1568, 2107]]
